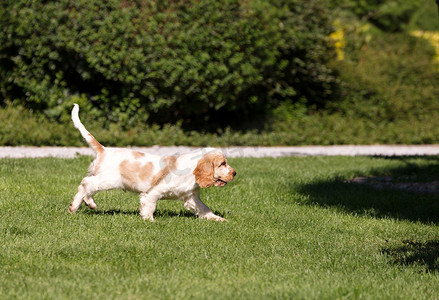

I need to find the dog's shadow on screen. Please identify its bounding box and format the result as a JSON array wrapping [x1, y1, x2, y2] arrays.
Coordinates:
[[83, 208, 226, 219], [84, 208, 138, 216], [381, 240, 439, 272]]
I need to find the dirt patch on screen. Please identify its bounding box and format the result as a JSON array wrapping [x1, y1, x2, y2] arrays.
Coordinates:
[[346, 176, 439, 194]]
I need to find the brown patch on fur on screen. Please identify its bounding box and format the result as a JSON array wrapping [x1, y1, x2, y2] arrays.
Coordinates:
[[150, 156, 178, 188], [132, 151, 145, 159], [119, 160, 154, 191], [119, 160, 138, 190], [193, 153, 219, 188], [86, 132, 105, 174], [139, 162, 153, 181], [88, 133, 104, 155]]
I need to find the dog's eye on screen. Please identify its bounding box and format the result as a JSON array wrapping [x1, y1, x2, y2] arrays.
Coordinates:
[[220, 161, 226, 166]]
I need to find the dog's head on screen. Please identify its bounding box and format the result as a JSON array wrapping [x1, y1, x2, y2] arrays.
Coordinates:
[[193, 151, 236, 188]]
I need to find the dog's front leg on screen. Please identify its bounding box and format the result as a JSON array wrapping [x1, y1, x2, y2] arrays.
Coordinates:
[[184, 192, 227, 222], [139, 192, 159, 221]]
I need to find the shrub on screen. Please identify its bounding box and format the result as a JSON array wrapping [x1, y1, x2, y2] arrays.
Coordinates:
[[329, 0, 423, 32], [0, 0, 337, 129]]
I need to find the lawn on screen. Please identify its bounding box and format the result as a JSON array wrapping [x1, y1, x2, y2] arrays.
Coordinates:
[[1, 155, 439, 299]]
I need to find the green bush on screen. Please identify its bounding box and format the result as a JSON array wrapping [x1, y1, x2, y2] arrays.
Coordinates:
[[266, 27, 439, 145], [408, 0, 439, 31], [0, 0, 337, 128], [329, 0, 423, 32]]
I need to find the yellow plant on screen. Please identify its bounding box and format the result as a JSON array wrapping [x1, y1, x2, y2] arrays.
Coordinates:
[[410, 30, 439, 62], [329, 20, 346, 61]]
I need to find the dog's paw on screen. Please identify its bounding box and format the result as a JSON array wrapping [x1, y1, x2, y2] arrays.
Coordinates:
[[86, 202, 98, 210], [142, 215, 155, 222], [214, 216, 228, 222], [68, 203, 76, 214], [203, 213, 227, 222]]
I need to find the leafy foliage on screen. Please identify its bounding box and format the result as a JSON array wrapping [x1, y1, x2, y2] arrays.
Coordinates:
[[0, 0, 337, 128], [328, 0, 424, 32], [1, 0, 438, 146]]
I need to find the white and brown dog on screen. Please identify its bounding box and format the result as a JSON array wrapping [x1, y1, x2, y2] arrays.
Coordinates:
[[68, 104, 236, 221]]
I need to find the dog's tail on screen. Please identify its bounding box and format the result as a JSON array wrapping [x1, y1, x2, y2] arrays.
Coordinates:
[[71, 104, 104, 155]]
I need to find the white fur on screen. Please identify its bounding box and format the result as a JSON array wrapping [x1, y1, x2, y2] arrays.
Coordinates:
[[69, 105, 236, 222]]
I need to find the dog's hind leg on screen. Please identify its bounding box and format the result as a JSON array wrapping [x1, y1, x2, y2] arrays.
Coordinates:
[[68, 176, 99, 213], [69, 182, 86, 213]]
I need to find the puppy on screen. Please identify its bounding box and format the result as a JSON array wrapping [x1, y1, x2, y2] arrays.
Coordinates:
[[68, 104, 236, 221]]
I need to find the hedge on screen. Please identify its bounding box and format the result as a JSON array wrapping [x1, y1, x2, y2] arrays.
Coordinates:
[[328, 0, 423, 32], [0, 0, 337, 128]]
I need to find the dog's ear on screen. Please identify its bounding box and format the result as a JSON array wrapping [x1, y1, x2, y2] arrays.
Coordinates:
[[193, 154, 215, 188]]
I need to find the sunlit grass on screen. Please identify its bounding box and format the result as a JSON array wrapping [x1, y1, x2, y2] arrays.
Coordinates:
[[1, 156, 439, 299]]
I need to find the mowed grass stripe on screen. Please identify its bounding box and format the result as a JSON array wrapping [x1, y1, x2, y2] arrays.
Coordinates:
[[1, 156, 439, 299]]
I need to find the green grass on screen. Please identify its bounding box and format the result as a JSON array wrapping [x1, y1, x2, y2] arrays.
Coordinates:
[[1, 156, 439, 299]]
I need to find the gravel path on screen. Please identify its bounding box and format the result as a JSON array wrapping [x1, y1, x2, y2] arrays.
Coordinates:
[[1, 145, 439, 158]]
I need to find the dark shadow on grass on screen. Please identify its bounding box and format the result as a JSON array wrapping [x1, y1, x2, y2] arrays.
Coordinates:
[[382, 240, 439, 273], [295, 156, 439, 224], [83, 208, 139, 216], [155, 209, 226, 219], [83, 208, 226, 219], [155, 209, 197, 219], [370, 155, 439, 182]]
